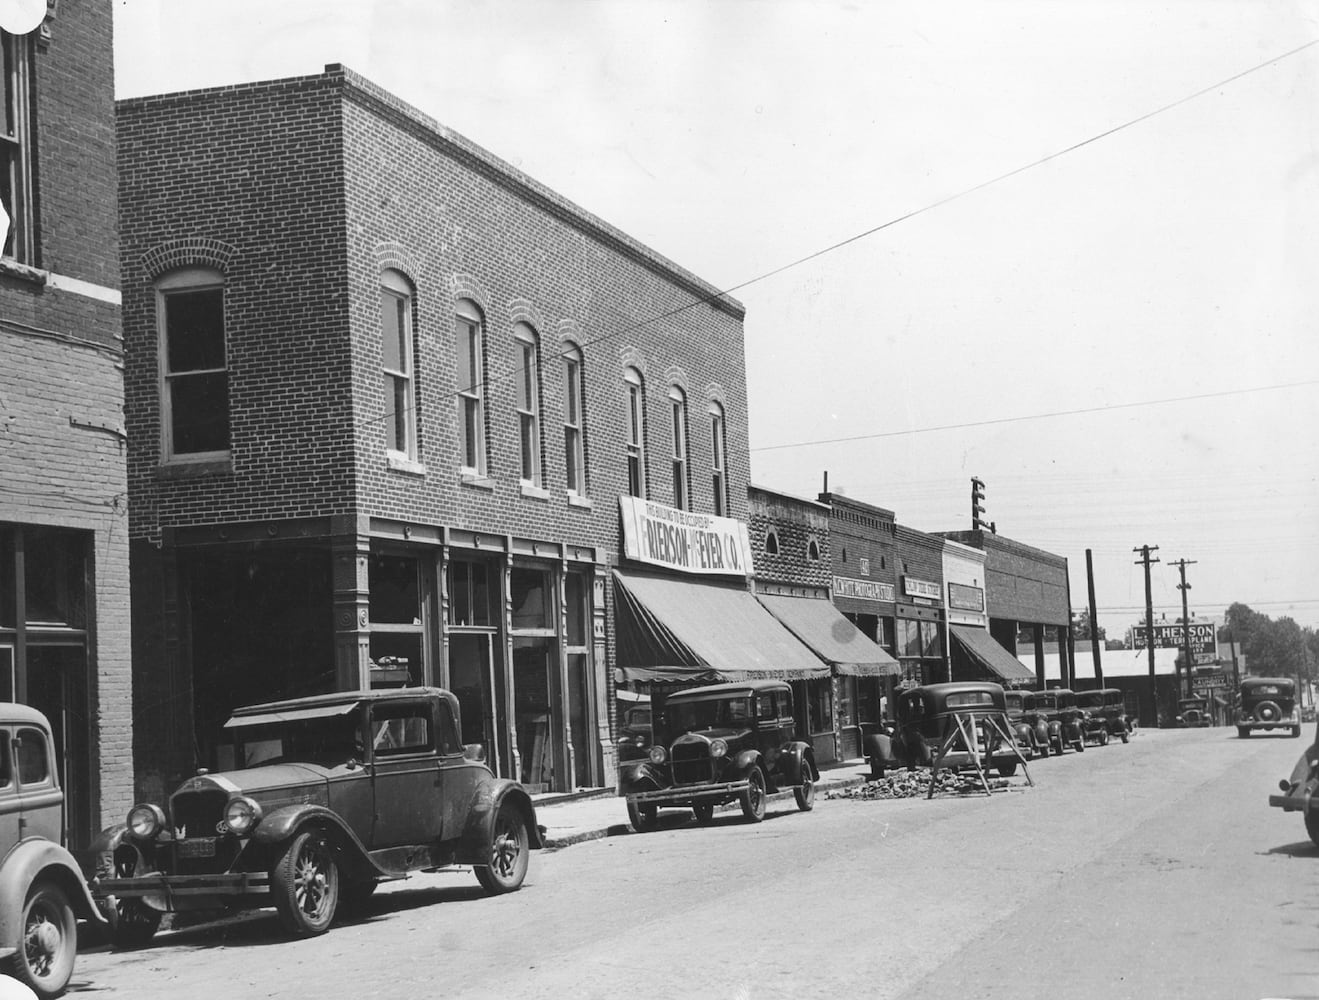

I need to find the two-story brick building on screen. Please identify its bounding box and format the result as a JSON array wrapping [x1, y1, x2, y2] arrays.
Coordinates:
[[118, 65, 756, 798], [1, 1, 132, 846]]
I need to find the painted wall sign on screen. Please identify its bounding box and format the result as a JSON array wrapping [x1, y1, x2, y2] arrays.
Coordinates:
[[832, 576, 895, 603], [903, 577, 940, 601], [619, 497, 753, 577], [947, 582, 984, 613]]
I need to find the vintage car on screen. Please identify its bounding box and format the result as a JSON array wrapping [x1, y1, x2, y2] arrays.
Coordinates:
[[1268, 722, 1319, 845], [1032, 688, 1086, 754], [615, 705, 653, 763], [617, 680, 816, 830], [86, 687, 541, 945], [1, 703, 104, 998], [864, 682, 1027, 780], [1236, 677, 1300, 738], [1003, 690, 1049, 759], [1074, 690, 1113, 746], [1174, 697, 1213, 728], [1094, 688, 1132, 743]]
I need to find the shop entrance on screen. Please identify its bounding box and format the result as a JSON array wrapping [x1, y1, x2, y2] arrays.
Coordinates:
[[25, 643, 90, 849], [448, 631, 502, 772], [512, 636, 556, 792]]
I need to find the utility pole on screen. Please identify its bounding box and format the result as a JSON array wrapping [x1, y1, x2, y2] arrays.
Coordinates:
[[1170, 558, 1197, 700], [1086, 548, 1103, 685], [1134, 545, 1160, 726]]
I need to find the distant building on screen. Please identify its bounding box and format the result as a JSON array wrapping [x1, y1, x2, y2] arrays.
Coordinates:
[[1, 2, 132, 846]]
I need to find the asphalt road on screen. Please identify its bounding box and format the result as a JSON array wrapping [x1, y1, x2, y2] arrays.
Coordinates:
[[70, 727, 1318, 1000]]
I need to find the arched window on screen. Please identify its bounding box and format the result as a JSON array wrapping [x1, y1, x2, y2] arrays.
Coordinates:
[[513, 323, 542, 485], [765, 531, 780, 556], [455, 299, 486, 473], [669, 386, 688, 510], [807, 539, 821, 562], [563, 343, 586, 495], [709, 401, 728, 516], [624, 367, 646, 498], [156, 267, 229, 461], [381, 269, 416, 459]]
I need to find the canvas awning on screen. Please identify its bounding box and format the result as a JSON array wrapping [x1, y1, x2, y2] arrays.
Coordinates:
[[949, 624, 1037, 685], [612, 569, 831, 684], [224, 702, 359, 729], [757, 594, 901, 677]]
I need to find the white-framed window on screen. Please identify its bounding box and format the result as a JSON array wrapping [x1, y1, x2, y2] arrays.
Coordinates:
[[1, 30, 33, 264], [514, 322, 542, 485], [455, 299, 487, 473], [669, 386, 688, 510], [624, 367, 646, 499], [157, 268, 230, 461], [563, 344, 586, 494], [709, 401, 728, 516], [381, 270, 416, 459]]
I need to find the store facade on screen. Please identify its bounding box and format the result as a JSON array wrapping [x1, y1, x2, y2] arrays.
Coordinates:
[[895, 525, 949, 686], [943, 538, 1036, 688]]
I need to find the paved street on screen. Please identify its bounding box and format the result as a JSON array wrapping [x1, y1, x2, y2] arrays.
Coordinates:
[[72, 728, 1318, 1000]]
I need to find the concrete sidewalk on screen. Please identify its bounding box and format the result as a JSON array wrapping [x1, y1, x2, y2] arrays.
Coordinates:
[[532, 759, 871, 848]]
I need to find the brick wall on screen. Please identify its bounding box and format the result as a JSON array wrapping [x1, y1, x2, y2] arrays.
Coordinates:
[[940, 529, 1070, 624], [747, 485, 830, 589]]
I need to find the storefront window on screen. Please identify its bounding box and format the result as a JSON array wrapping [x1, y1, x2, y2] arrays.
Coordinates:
[[370, 553, 419, 624], [836, 676, 857, 728], [510, 567, 552, 630], [369, 632, 421, 688], [0, 532, 13, 628], [565, 572, 587, 646], [449, 558, 497, 627], [899, 619, 922, 658], [23, 527, 87, 629], [856, 676, 880, 723], [921, 620, 942, 658], [808, 677, 833, 733]]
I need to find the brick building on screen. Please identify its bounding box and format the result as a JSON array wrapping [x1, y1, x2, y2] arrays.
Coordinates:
[[1, 1, 132, 847], [118, 66, 753, 797], [894, 524, 949, 685]]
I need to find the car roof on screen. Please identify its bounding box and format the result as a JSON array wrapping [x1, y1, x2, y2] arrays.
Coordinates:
[[227, 686, 451, 719], [667, 680, 789, 703], [1241, 676, 1294, 689], [0, 702, 51, 729]]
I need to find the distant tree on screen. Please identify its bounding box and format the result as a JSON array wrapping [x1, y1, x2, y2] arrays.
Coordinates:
[[1223, 605, 1317, 683], [1072, 610, 1107, 642]]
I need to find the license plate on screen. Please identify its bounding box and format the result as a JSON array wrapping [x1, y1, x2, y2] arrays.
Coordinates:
[[177, 838, 217, 859]]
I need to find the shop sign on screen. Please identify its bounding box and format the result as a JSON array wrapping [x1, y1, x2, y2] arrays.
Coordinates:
[[619, 497, 753, 577], [1131, 622, 1215, 655], [947, 582, 984, 613], [903, 577, 940, 601], [833, 576, 895, 603], [1192, 671, 1228, 694]]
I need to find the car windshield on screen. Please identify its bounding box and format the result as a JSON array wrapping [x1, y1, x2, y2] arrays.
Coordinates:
[[232, 715, 361, 768], [1076, 693, 1104, 709], [1035, 694, 1058, 709], [668, 697, 753, 734], [1179, 700, 1204, 710]]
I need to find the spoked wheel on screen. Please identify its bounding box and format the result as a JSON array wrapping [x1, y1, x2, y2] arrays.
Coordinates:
[[98, 852, 162, 949], [476, 801, 530, 894], [794, 763, 816, 812], [740, 766, 767, 823], [1306, 810, 1319, 849], [271, 830, 340, 937], [627, 799, 659, 833], [692, 802, 716, 824], [5, 882, 76, 999]]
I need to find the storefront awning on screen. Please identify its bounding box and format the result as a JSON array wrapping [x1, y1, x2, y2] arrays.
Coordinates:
[[613, 569, 831, 684], [949, 624, 1037, 685], [757, 594, 901, 677], [224, 702, 360, 729]]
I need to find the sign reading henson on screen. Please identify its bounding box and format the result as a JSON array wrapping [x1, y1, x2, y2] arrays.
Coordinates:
[[619, 497, 754, 577]]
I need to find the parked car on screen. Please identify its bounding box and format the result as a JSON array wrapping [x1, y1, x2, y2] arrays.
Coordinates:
[[1269, 719, 1319, 844], [1033, 688, 1085, 754], [1, 703, 104, 998], [1236, 677, 1301, 738], [864, 682, 1027, 780], [86, 687, 541, 945], [1074, 690, 1113, 746], [1174, 697, 1213, 728], [615, 705, 653, 762], [617, 680, 816, 830], [1095, 688, 1132, 743], [1003, 690, 1049, 759]]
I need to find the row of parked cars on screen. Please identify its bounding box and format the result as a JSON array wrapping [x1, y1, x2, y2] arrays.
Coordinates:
[[1, 673, 1311, 996]]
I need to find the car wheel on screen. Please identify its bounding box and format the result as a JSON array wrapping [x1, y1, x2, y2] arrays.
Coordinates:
[[1256, 701, 1281, 725], [794, 763, 816, 812], [4, 881, 76, 999], [476, 801, 530, 894], [869, 759, 886, 780], [271, 829, 339, 937], [1237, 726, 1250, 739], [1075, 732, 1085, 752], [1099, 730, 1110, 746], [740, 766, 767, 823], [627, 799, 659, 833], [99, 890, 162, 950], [691, 802, 715, 824], [1120, 729, 1129, 744], [1306, 810, 1319, 849], [997, 760, 1018, 777]]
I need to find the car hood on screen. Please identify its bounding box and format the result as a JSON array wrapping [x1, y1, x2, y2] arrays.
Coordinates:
[[671, 727, 751, 744], [172, 762, 340, 799]]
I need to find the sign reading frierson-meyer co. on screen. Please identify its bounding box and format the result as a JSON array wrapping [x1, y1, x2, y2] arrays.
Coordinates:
[[619, 497, 754, 577]]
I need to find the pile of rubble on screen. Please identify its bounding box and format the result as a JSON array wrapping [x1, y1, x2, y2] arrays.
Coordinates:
[[826, 769, 1010, 800]]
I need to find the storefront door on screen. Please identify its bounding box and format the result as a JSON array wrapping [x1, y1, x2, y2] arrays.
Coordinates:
[[448, 632, 501, 774]]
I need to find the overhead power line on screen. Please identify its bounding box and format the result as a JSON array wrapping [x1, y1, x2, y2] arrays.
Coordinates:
[[357, 37, 1319, 434]]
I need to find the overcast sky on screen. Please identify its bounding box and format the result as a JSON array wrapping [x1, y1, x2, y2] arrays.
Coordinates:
[[113, 0, 1319, 636]]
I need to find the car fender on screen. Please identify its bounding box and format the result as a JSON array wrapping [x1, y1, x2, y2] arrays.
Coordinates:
[[864, 731, 903, 767], [778, 742, 814, 784], [618, 759, 665, 795], [250, 803, 385, 879], [458, 778, 543, 866], [731, 748, 764, 777], [0, 837, 106, 951]]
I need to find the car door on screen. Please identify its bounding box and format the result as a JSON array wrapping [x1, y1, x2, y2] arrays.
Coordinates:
[[435, 698, 483, 845], [14, 725, 62, 843], [367, 700, 443, 849], [0, 726, 19, 849]]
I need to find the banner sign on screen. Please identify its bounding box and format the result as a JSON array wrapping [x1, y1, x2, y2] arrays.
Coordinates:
[[947, 582, 984, 613], [1131, 622, 1216, 655], [903, 577, 940, 601], [833, 576, 895, 603], [619, 497, 753, 577]]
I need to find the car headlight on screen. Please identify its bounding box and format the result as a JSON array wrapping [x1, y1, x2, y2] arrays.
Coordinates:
[[710, 738, 728, 758], [127, 803, 166, 840], [224, 796, 263, 836], [648, 745, 667, 765]]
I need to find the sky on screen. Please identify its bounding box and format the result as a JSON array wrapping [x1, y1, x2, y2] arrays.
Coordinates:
[[111, 0, 1319, 638]]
